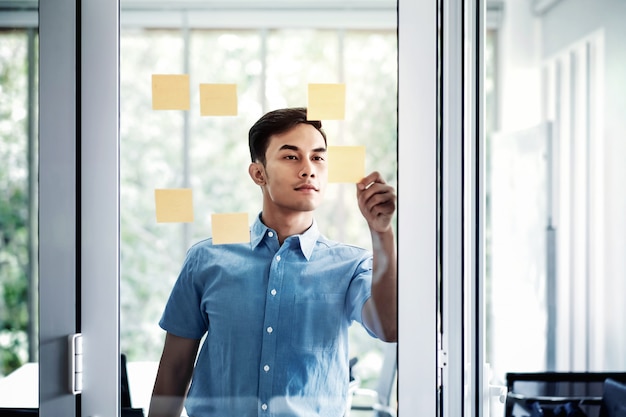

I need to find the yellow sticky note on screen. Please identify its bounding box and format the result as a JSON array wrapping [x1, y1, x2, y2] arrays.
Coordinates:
[[328, 146, 366, 183], [154, 189, 194, 223], [307, 83, 346, 120], [199, 83, 238, 116], [211, 213, 250, 244], [152, 74, 190, 110]]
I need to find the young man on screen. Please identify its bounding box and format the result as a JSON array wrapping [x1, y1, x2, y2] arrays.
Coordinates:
[[148, 107, 397, 417]]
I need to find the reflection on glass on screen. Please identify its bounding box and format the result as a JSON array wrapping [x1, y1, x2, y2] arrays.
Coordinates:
[[486, 1, 626, 415], [0, 28, 39, 408], [121, 14, 397, 416]]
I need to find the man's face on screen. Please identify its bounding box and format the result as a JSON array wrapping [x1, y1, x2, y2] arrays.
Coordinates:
[[254, 123, 328, 214]]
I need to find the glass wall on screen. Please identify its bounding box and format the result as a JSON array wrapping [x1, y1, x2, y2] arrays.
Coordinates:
[[119, 7, 397, 415], [0, 25, 39, 408]]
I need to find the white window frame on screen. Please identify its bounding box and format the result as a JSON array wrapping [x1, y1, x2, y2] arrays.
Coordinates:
[[398, 0, 438, 415]]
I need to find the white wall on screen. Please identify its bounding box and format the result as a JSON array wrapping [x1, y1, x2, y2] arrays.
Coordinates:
[[494, 0, 626, 372], [541, 0, 626, 371], [497, 0, 543, 132]]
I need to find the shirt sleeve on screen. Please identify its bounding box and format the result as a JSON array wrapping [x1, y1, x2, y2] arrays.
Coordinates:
[[159, 244, 209, 339], [345, 251, 376, 337]]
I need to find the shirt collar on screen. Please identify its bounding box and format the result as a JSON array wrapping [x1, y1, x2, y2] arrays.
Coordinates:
[[250, 213, 320, 261], [296, 220, 319, 261]]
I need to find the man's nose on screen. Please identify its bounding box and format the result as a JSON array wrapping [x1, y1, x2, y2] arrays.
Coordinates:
[[300, 160, 315, 177]]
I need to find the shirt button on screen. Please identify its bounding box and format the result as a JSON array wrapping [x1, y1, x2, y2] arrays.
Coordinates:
[[267, 326, 273, 334], [261, 403, 268, 411], [268, 231, 274, 238], [270, 289, 277, 296], [275, 255, 281, 261], [264, 364, 270, 372]]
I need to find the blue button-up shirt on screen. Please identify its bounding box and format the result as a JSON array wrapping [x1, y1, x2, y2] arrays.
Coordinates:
[[159, 214, 375, 417]]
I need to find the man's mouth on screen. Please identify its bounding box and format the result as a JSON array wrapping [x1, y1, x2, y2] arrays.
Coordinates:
[[295, 183, 318, 191]]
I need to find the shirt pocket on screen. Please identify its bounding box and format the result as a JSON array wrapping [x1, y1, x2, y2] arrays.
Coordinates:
[[291, 293, 344, 352]]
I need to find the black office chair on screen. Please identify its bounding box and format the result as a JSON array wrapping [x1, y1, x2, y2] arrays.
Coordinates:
[[0, 410, 37, 417], [600, 378, 626, 417], [504, 372, 626, 417], [121, 353, 145, 417]]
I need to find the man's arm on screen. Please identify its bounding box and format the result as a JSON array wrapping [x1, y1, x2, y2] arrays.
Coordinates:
[[356, 171, 398, 342], [148, 332, 201, 417]]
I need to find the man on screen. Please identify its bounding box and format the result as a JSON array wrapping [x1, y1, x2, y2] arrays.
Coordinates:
[[148, 107, 397, 417]]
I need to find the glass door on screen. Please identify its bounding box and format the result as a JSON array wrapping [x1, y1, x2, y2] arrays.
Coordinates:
[[118, 2, 400, 415], [3, 1, 442, 415], [116, 1, 443, 416]]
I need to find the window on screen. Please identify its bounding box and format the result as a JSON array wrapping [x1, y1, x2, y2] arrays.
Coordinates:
[[119, 9, 398, 415], [0, 27, 39, 409]]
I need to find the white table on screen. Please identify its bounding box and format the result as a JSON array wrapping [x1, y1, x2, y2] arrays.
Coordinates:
[[0, 361, 167, 415]]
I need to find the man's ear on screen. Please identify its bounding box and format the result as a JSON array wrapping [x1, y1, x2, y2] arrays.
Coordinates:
[[248, 162, 266, 185]]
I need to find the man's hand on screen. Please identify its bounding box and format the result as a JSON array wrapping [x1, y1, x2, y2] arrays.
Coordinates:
[[356, 171, 397, 233]]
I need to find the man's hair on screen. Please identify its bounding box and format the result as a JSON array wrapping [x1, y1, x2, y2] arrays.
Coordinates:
[[248, 107, 327, 164]]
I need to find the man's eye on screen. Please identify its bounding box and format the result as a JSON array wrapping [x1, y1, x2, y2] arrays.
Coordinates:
[[285, 155, 297, 160], [313, 156, 325, 161]]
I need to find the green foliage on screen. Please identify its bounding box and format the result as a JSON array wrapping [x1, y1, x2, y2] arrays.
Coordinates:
[[0, 32, 31, 376], [0, 330, 27, 375]]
